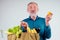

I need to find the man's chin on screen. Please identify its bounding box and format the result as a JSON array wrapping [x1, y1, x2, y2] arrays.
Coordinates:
[[30, 14, 37, 17]]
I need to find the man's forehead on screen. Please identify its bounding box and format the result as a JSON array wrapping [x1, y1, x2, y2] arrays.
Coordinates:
[[28, 4, 37, 7]]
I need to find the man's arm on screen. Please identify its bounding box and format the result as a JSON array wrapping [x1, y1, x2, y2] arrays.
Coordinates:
[[44, 25, 51, 39], [44, 12, 52, 39]]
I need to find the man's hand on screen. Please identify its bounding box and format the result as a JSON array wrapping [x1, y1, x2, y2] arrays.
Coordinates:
[[46, 11, 53, 26], [21, 21, 28, 30]]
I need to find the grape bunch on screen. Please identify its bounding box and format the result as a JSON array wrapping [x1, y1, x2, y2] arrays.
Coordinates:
[[7, 26, 22, 37]]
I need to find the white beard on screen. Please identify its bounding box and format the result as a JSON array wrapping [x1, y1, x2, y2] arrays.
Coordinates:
[[30, 13, 37, 17], [29, 13, 37, 20]]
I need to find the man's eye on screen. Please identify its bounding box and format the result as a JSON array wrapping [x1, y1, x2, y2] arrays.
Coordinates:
[[30, 6, 32, 8]]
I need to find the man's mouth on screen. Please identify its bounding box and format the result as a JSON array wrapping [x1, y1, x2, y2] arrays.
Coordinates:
[[31, 10, 35, 13]]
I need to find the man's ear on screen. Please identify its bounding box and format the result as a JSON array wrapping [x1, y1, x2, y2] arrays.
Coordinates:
[[37, 7, 39, 12], [27, 7, 29, 13]]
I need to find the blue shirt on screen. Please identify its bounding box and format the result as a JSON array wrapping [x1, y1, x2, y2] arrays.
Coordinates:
[[21, 16, 51, 40]]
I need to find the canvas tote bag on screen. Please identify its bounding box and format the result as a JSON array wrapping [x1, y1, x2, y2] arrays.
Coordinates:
[[8, 32, 40, 40]]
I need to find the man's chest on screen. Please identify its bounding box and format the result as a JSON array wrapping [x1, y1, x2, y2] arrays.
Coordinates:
[[26, 20, 45, 35]]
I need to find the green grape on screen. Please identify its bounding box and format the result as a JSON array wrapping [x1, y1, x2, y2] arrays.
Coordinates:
[[19, 30, 22, 34], [16, 30, 22, 38], [16, 31, 19, 37], [12, 26, 19, 33], [12, 29, 16, 34], [8, 25, 22, 37], [8, 28, 13, 32]]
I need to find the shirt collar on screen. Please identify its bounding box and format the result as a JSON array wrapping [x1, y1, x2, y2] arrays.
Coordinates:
[[29, 16, 39, 20]]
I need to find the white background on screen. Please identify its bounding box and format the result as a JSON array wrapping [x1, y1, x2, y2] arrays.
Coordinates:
[[0, 0, 60, 40]]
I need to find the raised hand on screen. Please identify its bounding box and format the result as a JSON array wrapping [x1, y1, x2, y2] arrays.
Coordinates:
[[46, 11, 53, 26]]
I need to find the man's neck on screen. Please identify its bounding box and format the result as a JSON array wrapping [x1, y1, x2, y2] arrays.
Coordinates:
[[31, 15, 37, 21]]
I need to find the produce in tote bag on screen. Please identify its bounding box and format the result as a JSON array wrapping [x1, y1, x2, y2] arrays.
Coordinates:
[[7, 26, 22, 37], [27, 27, 37, 33], [7, 25, 40, 40]]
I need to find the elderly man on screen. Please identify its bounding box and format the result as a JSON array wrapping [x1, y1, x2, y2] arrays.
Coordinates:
[[21, 2, 51, 40]]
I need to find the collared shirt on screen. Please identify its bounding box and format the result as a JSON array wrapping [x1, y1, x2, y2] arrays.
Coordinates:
[[21, 16, 51, 40]]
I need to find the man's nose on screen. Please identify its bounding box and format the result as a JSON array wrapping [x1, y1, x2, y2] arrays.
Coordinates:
[[31, 7, 35, 10]]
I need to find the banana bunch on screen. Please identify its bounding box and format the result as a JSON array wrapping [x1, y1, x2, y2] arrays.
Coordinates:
[[27, 27, 37, 33]]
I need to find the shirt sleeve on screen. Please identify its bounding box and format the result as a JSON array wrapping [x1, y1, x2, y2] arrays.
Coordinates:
[[44, 19, 51, 39], [44, 25, 51, 39]]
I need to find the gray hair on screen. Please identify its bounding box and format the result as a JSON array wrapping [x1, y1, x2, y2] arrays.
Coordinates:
[[28, 2, 38, 6]]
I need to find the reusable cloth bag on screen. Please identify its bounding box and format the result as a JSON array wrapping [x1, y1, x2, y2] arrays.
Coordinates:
[[8, 32, 40, 40]]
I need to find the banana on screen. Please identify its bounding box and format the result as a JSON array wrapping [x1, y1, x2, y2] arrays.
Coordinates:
[[6, 32, 13, 34], [27, 27, 31, 33], [32, 29, 37, 33], [27, 27, 37, 33], [31, 29, 37, 33]]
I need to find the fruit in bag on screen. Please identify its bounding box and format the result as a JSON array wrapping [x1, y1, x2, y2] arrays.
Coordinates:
[[7, 25, 22, 37], [27, 27, 37, 33]]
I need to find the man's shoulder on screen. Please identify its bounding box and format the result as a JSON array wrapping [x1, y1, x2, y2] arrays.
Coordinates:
[[22, 18, 29, 22], [38, 17, 46, 23], [38, 17, 45, 20]]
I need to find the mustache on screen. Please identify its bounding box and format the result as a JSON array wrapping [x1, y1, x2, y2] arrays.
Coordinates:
[[31, 10, 35, 13]]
